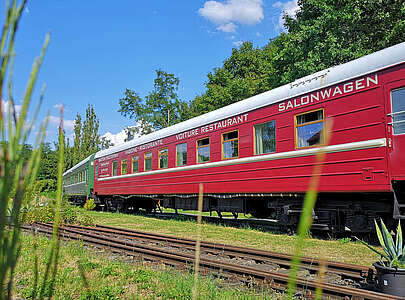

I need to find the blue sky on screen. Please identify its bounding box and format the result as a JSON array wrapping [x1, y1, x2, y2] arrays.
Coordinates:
[[4, 0, 298, 145]]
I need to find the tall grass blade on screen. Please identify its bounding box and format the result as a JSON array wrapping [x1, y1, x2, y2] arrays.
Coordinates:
[[286, 119, 333, 299], [192, 183, 204, 300], [0, 1, 49, 299]]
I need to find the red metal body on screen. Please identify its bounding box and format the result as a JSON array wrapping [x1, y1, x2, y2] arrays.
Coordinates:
[[94, 64, 405, 197]]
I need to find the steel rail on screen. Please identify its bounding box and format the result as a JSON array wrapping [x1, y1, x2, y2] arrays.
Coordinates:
[[22, 223, 403, 300], [64, 223, 371, 281]]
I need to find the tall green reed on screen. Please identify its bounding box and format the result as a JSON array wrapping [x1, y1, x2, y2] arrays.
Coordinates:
[[286, 119, 333, 299], [0, 1, 62, 299]]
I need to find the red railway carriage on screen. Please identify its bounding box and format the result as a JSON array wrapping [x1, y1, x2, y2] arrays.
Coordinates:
[[94, 42, 405, 232]]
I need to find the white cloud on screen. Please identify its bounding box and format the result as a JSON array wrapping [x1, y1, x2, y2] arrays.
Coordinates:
[[218, 22, 237, 33], [101, 123, 145, 147], [101, 129, 129, 147], [2, 100, 22, 117], [53, 103, 63, 110], [48, 115, 75, 132], [233, 40, 243, 47], [199, 0, 263, 32], [273, 0, 299, 30]]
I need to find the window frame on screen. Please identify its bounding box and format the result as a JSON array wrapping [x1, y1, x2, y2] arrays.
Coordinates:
[[295, 108, 325, 149], [196, 137, 210, 164], [158, 148, 169, 169], [132, 155, 139, 173], [221, 129, 239, 160], [390, 86, 405, 135], [253, 120, 276, 155], [176, 142, 187, 167], [144, 152, 153, 171], [121, 159, 128, 175], [112, 160, 118, 176]]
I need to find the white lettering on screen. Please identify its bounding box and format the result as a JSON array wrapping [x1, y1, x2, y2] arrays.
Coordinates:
[[356, 78, 365, 90], [367, 74, 378, 86], [309, 93, 318, 103], [302, 95, 310, 105], [343, 82, 353, 93], [332, 86, 343, 96], [321, 88, 332, 99]]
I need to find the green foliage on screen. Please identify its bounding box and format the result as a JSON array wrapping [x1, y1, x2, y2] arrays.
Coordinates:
[[273, 0, 405, 84], [118, 69, 191, 133], [65, 104, 101, 169], [191, 42, 276, 116], [339, 237, 351, 244], [187, 1, 405, 116], [81, 104, 101, 159], [356, 219, 405, 268], [35, 142, 58, 191], [84, 198, 96, 211], [22, 198, 95, 226]]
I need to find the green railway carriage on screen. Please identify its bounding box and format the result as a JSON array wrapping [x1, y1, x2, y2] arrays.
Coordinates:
[[62, 154, 95, 206]]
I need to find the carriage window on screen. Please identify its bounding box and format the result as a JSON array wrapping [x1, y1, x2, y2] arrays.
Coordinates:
[[121, 159, 127, 175], [159, 148, 168, 169], [144, 152, 152, 171], [391, 87, 405, 135], [222, 130, 239, 159], [197, 138, 210, 163], [295, 109, 324, 148], [132, 155, 139, 173], [255, 121, 276, 154], [176, 143, 187, 166], [112, 160, 117, 176]]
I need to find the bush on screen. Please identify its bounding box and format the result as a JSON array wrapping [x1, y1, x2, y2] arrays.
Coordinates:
[[21, 197, 94, 226], [84, 198, 96, 211]]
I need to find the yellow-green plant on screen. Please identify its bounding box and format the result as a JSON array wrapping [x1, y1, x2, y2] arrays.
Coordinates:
[[84, 198, 96, 211], [357, 219, 405, 269]]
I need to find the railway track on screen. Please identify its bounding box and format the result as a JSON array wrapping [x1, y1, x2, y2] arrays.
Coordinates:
[[133, 210, 333, 234], [22, 222, 404, 300]]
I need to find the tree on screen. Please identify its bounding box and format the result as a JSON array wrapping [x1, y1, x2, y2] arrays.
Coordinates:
[[272, 0, 405, 84], [81, 104, 100, 157], [189, 1, 405, 115], [191, 42, 277, 116], [100, 136, 114, 150], [37, 142, 58, 191], [119, 69, 190, 132], [72, 113, 82, 165], [67, 104, 102, 168]]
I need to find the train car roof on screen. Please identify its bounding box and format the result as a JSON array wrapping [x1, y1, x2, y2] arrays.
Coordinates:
[[63, 153, 94, 176], [95, 41, 405, 160]]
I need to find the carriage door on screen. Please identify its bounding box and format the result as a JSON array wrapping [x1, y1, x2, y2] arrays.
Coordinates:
[[388, 81, 405, 181]]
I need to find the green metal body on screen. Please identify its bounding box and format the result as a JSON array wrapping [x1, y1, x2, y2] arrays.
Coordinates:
[[62, 153, 95, 204]]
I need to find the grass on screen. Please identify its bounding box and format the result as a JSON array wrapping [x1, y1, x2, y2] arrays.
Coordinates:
[[85, 209, 379, 267], [13, 232, 281, 299], [162, 208, 252, 219]]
